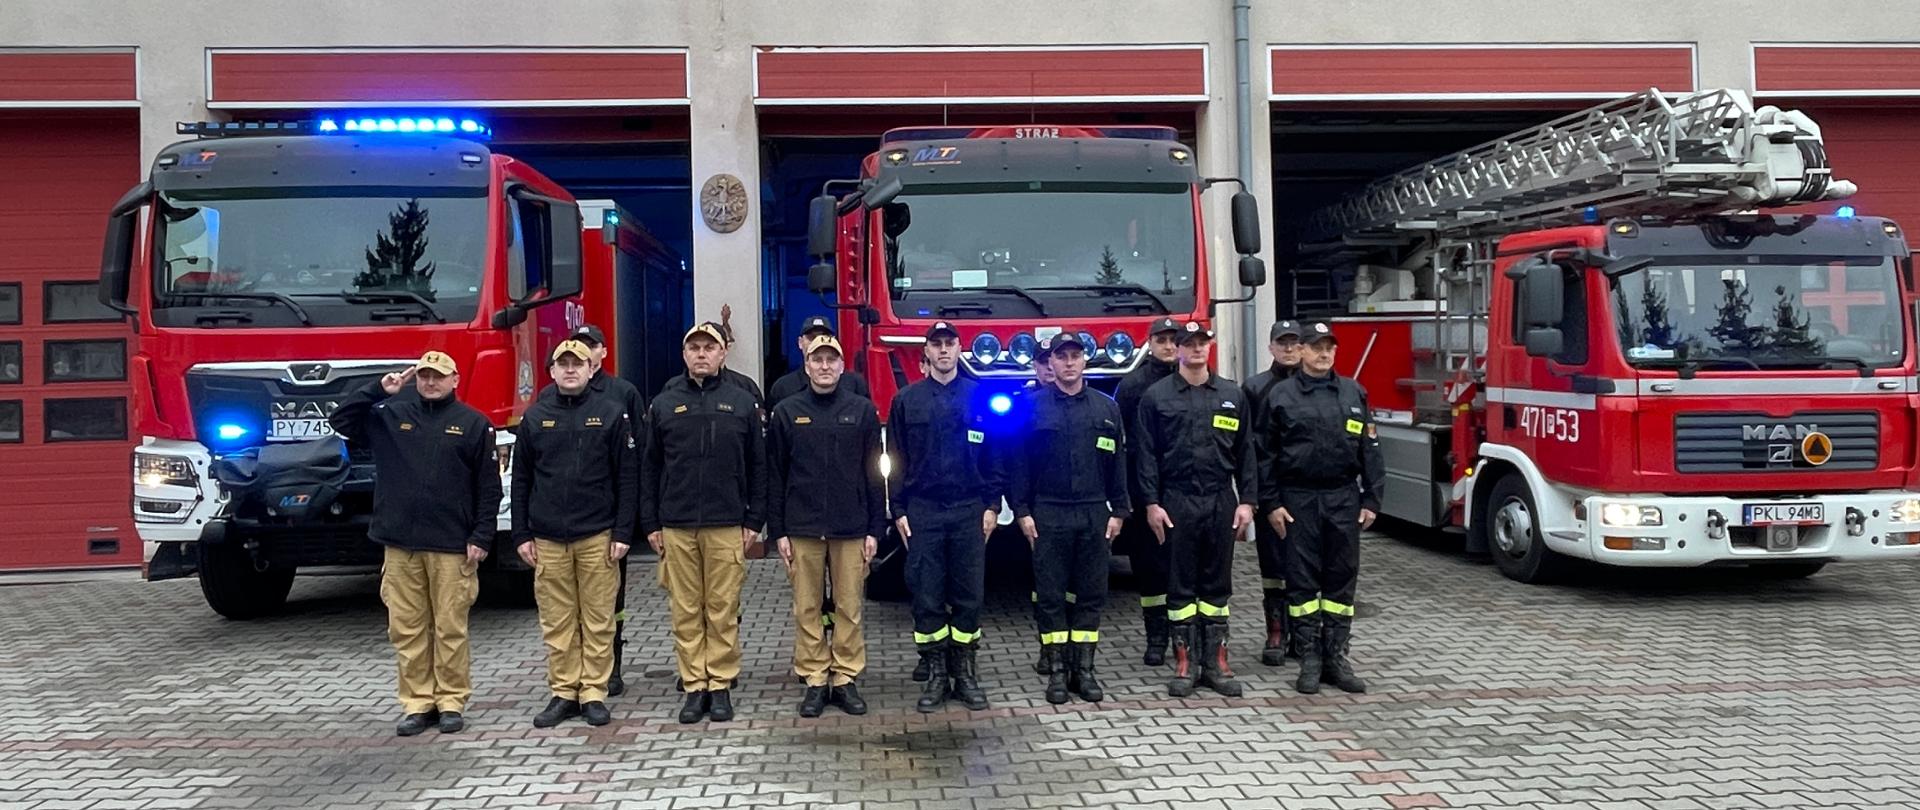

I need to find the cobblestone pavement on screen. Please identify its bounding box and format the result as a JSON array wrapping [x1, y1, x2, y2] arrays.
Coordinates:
[[4, 531, 1920, 810]]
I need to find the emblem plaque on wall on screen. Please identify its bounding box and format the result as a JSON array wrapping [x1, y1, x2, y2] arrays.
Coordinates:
[[700, 173, 749, 233]]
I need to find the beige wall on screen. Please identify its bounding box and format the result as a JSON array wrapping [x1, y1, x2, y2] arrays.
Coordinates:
[[8, 0, 1916, 378]]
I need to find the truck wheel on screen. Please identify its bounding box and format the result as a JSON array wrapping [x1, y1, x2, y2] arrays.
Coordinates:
[[1753, 562, 1826, 580], [1484, 475, 1570, 584], [196, 541, 295, 620]]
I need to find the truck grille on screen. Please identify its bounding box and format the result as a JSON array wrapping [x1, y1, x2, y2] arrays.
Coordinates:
[[1673, 411, 1877, 473]]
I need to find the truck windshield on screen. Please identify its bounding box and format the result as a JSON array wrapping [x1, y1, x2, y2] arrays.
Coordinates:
[[882, 186, 1197, 318], [154, 189, 488, 322], [1610, 256, 1906, 369]]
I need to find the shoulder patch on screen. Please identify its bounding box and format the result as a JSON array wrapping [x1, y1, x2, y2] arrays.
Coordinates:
[[1345, 419, 1364, 435], [673, 404, 689, 414], [795, 415, 812, 425], [1212, 415, 1240, 432]]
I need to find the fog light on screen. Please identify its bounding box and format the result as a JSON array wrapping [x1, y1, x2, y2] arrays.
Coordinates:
[[1603, 536, 1665, 551], [1892, 499, 1920, 524], [1599, 502, 1663, 528], [137, 499, 183, 515]]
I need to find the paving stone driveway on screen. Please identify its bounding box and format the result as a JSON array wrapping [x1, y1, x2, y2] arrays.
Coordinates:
[[3, 532, 1918, 810]]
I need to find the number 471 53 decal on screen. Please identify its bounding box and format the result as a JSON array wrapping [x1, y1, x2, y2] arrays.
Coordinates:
[[1518, 405, 1581, 443]]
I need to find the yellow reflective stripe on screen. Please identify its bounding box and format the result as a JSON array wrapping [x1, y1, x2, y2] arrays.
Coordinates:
[[1041, 631, 1070, 645], [1167, 603, 1199, 622], [1320, 600, 1355, 617], [950, 628, 982, 644], [1140, 594, 1167, 608], [1287, 600, 1322, 617], [913, 627, 951, 644], [614, 610, 630, 623], [1196, 601, 1230, 618], [1069, 630, 1100, 643], [1261, 578, 1287, 590]]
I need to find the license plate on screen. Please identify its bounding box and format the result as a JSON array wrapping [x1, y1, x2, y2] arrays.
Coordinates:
[[269, 418, 333, 440], [1742, 503, 1824, 526]]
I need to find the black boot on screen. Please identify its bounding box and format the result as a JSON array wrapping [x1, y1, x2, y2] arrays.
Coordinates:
[[1197, 620, 1244, 698], [1293, 618, 1323, 695], [830, 681, 868, 715], [1320, 619, 1368, 694], [915, 643, 950, 713], [1043, 646, 1070, 705], [395, 710, 438, 737], [949, 641, 989, 711], [1034, 639, 1051, 676], [677, 691, 709, 724], [1167, 621, 1197, 698], [609, 636, 626, 697], [1260, 593, 1290, 666], [1072, 642, 1104, 703], [913, 654, 932, 682], [799, 685, 830, 718], [708, 689, 735, 722], [533, 697, 580, 728], [1143, 607, 1169, 666]]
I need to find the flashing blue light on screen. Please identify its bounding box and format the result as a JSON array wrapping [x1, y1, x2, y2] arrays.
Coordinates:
[[435, 117, 455, 132], [397, 118, 418, 132], [1582, 205, 1600, 224], [356, 118, 376, 131], [989, 394, 1014, 415], [216, 424, 249, 441], [316, 119, 339, 132], [376, 119, 398, 132], [459, 119, 482, 133], [1837, 205, 1857, 219], [606, 210, 620, 227], [318, 114, 488, 139]]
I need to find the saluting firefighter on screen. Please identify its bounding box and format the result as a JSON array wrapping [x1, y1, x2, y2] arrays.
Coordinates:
[[569, 323, 645, 697], [1243, 319, 1304, 666], [1259, 322, 1385, 695], [888, 322, 1000, 713], [330, 352, 501, 737], [768, 333, 886, 718], [1114, 317, 1182, 666], [1133, 322, 1257, 697], [1009, 332, 1129, 705], [511, 340, 639, 729], [642, 322, 766, 725]]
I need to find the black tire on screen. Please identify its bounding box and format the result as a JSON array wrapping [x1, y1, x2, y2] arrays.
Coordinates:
[[1483, 475, 1570, 584], [1752, 562, 1827, 580], [196, 541, 295, 620]]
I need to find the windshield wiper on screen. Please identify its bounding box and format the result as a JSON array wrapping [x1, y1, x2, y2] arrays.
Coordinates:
[[929, 284, 1048, 317], [161, 291, 312, 326], [1030, 283, 1174, 314], [337, 290, 445, 323]]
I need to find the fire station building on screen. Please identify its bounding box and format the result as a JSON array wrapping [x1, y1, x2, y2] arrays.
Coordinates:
[[3, 1, 1917, 572]]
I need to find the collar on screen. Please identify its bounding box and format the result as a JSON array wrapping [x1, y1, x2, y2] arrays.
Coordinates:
[[1295, 371, 1338, 391], [1175, 371, 1217, 391]]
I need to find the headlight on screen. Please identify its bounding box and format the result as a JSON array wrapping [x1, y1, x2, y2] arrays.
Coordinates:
[[1008, 333, 1037, 366], [1104, 331, 1135, 365], [971, 332, 1003, 365], [1598, 502, 1663, 528], [1077, 332, 1099, 356], [134, 452, 196, 488], [1892, 498, 1920, 524]]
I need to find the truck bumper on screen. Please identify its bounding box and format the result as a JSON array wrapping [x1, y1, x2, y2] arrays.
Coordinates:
[[1558, 490, 1920, 566]]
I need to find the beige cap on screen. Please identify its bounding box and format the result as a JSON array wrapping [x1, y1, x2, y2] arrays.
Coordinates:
[[550, 340, 593, 363], [803, 334, 844, 358], [683, 322, 728, 345], [414, 351, 458, 375]]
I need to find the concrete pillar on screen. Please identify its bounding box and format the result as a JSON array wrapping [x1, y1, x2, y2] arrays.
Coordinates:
[[1195, 11, 1277, 381], [137, 42, 209, 165], [686, 18, 765, 384]]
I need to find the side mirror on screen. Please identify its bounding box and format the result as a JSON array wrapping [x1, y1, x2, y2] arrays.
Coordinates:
[[1508, 258, 1565, 327], [1230, 191, 1261, 255], [1238, 255, 1267, 288], [807, 261, 835, 295], [1524, 328, 1565, 358], [98, 181, 151, 315], [1600, 255, 1653, 278], [491, 305, 529, 329], [807, 194, 838, 257], [545, 202, 583, 300], [862, 177, 903, 209]]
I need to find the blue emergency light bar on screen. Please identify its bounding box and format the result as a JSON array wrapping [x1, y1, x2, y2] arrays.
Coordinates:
[[880, 125, 1178, 145], [177, 114, 491, 140]]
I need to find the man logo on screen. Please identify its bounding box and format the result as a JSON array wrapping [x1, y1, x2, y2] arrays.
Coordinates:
[[1801, 432, 1833, 466], [288, 363, 331, 383]]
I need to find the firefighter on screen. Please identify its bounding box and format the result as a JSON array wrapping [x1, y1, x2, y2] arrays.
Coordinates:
[[329, 352, 501, 736], [511, 340, 639, 729], [1114, 317, 1181, 666], [1134, 322, 1257, 697], [1009, 333, 1128, 705], [888, 322, 1000, 713], [767, 334, 885, 717], [569, 323, 645, 697], [642, 322, 766, 724], [768, 315, 872, 404], [1260, 322, 1385, 695], [1244, 320, 1303, 666], [1005, 337, 1061, 678]]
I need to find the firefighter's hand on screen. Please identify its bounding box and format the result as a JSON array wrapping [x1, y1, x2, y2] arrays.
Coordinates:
[[981, 509, 997, 541], [465, 544, 487, 567], [381, 367, 415, 395], [1145, 504, 1173, 545], [1233, 504, 1255, 537], [610, 540, 630, 563], [517, 541, 537, 567], [776, 536, 793, 571], [1105, 517, 1124, 543], [895, 516, 911, 548], [1018, 516, 1037, 547], [1268, 507, 1293, 539], [1360, 508, 1377, 530], [646, 531, 664, 555], [863, 535, 877, 564]]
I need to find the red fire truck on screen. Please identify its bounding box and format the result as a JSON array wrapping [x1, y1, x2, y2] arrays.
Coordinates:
[[1296, 89, 1920, 583], [98, 116, 633, 618]]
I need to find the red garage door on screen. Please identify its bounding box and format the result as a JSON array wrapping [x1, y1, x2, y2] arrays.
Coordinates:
[[0, 56, 142, 571], [1795, 106, 1920, 238], [1752, 45, 1920, 240]]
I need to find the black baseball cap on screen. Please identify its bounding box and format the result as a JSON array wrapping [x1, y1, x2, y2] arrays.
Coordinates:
[[925, 321, 960, 340], [1148, 317, 1180, 336], [1176, 321, 1215, 344], [1045, 332, 1086, 353], [1034, 333, 1056, 361], [799, 315, 835, 337], [1305, 321, 1338, 345], [571, 324, 606, 347], [1270, 320, 1302, 341]]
